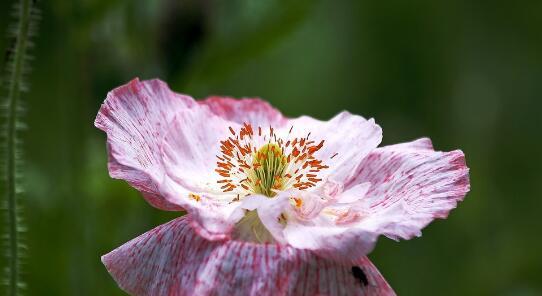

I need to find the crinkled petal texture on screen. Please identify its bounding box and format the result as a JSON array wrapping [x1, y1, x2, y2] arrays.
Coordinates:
[[95, 79, 285, 212], [95, 78, 195, 210], [201, 96, 287, 127], [102, 216, 396, 296], [347, 138, 470, 241], [250, 138, 469, 264]]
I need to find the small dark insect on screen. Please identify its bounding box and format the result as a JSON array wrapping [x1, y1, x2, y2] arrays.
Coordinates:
[[351, 266, 368, 286]]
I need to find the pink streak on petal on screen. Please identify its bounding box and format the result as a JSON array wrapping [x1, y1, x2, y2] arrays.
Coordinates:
[[95, 78, 195, 211], [201, 96, 288, 128], [349, 137, 470, 240], [102, 215, 396, 296]]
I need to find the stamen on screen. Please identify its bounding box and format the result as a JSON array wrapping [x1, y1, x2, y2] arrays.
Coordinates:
[[293, 197, 303, 208], [214, 123, 332, 198], [189, 193, 201, 202]]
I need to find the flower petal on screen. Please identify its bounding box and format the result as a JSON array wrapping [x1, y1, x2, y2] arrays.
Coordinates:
[[285, 111, 383, 184], [250, 190, 379, 265], [238, 194, 290, 243], [102, 215, 396, 296], [201, 96, 287, 128], [255, 138, 469, 264], [283, 223, 379, 265], [159, 107, 246, 240], [338, 182, 371, 204], [95, 78, 196, 210], [160, 107, 238, 194], [348, 138, 470, 240]]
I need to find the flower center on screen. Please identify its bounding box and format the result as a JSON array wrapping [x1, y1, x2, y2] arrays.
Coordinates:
[[215, 123, 331, 198], [251, 143, 287, 196]]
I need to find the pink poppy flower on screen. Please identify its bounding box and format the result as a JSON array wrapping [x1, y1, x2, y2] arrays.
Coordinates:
[[96, 78, 470, 295]]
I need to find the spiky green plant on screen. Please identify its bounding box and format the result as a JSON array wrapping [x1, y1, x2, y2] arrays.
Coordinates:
[[1, 0, 39, 295]]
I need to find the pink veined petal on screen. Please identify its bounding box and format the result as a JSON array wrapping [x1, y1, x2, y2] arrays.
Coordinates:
[[348, 137, 471, 241], [256, 138, 469, 264], [159, 107, 245, 240], [201, 96, 288, 128], [95, 78, 196, 210], [102, 215, 396, 296], [284, 111, 383, 184]]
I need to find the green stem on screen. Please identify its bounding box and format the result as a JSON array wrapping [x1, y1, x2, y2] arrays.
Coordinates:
[[4, 0, 34, 295]]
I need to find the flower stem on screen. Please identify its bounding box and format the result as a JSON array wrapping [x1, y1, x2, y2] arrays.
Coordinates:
[[2, 0, 38, 294]]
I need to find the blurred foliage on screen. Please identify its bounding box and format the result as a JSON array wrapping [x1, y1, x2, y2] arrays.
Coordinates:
[[0, 0, 541, 295]]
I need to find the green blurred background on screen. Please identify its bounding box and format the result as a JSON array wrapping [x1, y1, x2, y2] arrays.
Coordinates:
[[1, 0, 541, 295]]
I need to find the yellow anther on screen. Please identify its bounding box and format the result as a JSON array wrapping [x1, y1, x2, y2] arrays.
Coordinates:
[[189, 193, 201, 202]]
